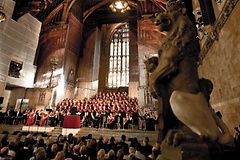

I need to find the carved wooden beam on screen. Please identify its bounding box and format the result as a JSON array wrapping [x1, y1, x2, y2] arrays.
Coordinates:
[[12, 0, 48, 21]]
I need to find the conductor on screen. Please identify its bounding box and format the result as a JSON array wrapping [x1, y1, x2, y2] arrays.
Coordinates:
[[70, 106, 77, 115]]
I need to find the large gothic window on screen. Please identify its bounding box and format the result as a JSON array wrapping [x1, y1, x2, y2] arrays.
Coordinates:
[[108, 23, 129, 88]]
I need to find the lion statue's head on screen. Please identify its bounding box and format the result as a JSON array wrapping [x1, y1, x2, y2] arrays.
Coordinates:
[[155, 1, 200, 60]]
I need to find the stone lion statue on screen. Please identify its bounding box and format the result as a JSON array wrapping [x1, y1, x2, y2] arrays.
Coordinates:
[[145, 0, 232, 147]]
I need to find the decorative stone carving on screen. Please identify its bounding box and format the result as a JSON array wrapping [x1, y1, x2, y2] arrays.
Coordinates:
[[199, 0, 238, 61]]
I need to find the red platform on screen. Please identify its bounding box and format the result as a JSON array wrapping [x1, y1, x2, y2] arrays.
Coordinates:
[[63, 115, 81, 128]]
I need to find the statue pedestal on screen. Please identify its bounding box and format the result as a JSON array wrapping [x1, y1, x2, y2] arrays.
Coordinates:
[[160, 140, 225, 160]]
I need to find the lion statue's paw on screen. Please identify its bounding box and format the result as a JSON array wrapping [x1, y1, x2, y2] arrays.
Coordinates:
[[165, 129, 205, 147]]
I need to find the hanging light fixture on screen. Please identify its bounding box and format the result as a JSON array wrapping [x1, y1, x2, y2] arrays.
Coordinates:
[[0, 0, 6, 22], [109, 0, 131, 13]]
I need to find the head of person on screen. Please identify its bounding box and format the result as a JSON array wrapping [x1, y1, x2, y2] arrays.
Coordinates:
[[135, 142, 142, 151], [116, 149, 124, 160], [80, 145, 88, 155], [142, 137, 149, 146], [127, 153, 137, 160], [53, 151, 65, 160], [107, 149, 115, 159], [97, 148, 106, 160], [121, 135, 126, 141], [129, 147, 135, 154], [0, 146, 9, 158], [51, 143, 58, 153], [35, 147, 47, 160]]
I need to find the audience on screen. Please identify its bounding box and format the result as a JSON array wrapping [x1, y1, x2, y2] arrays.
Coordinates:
[[3, 132, 159, 160]]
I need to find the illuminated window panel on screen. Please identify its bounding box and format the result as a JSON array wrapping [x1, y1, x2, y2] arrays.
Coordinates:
[[108, 23, 129, 88]]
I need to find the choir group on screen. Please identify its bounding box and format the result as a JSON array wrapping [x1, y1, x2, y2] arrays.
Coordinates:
[[0, 92, 158, 131]]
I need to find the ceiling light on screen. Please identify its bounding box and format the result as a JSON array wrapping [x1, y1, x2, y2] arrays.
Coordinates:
[[0, 11, 6, 22], [0, 0, 6, 23], [109, 0, 131, 13]]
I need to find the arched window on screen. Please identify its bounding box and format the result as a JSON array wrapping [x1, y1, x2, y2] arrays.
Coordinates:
[[108, 23, 129, 88]]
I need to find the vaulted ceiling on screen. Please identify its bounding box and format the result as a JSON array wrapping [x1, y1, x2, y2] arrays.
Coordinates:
[[11, 0, 195, 48], [12, 0, 168, 25], [81, 0, 167, 25]]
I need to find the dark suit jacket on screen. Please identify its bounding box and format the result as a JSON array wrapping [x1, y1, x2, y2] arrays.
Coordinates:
[[15, 148, 33, 160]]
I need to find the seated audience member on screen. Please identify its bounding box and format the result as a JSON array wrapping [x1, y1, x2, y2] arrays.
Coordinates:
[[135, 142, 146, 160], [122, 144, 129, 159], [45, 135, 56, 154], [53, 151, 65, 160], [0, 133, 9, 148], [8, 142, 17, 159], [152, 143, 161, 159], [127, 153, 137, 160], [32, 138, 45, 153], [79, 145, 90, 160], [129, 137, 138, 148], [0, 146, 11, 160], [116, 149, 124, 160], [234, 125, 240, 151], [46, 143, 58, 159], [97, 135, 104, 151], [117, 135, 128, 151], [106, 149, 116, 160], [97, 149, 106, 160], [88, 138, 98, 159], [35, 147, 47, 160], [29, 147, 46, 160], [108, 137, 118, 153], [13, 132, 24, 151], [70, 145, 80, 160], [26, 132, 36, 150], [128, 147, 135, 155], [15, 138, 33, 160], [141, 137, 153, 157]]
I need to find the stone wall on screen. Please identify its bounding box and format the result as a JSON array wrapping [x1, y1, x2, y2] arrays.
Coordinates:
[[198, 1, 240, 133], [0, 0, 41, 110], [0, 0, 41, 88]]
